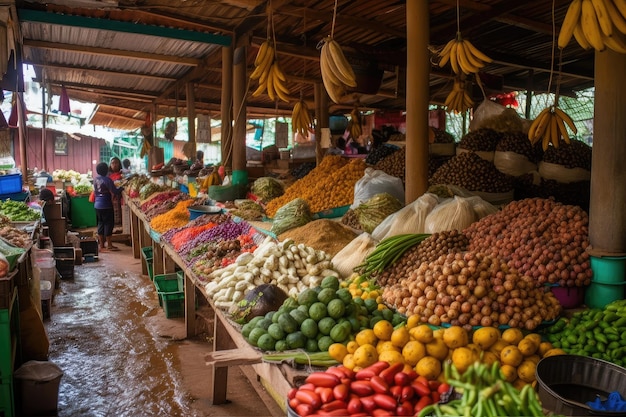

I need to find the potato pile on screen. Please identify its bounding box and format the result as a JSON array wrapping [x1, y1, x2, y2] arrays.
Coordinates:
[[495, 131, 543, 163], [374, 146, 406, 183], [464, 197, 591, 287], [382, 251, 562, 331], [430, 152, 513, 193], [377, 230, 469, 287]]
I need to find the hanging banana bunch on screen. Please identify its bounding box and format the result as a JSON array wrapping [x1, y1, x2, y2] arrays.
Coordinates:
[[444, 76, 474, 114], [347, 106, 362, 139], [528, 106, 578, 151], [139, 138, 152, 158], [292, 100, 312, 137], [436, 32, 492, 75], [558, 0, 626, 53], [319, 36, 357, 103], [250, 39, 290, 102]]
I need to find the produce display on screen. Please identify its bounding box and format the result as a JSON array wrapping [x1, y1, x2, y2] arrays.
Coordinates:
[[0, 200, 41, 222], [250, 39, 290, 102], [229, 199, 264, 221], [365, 144, 400, 166], [444, 76, 474, 115], [430, 152, 514, 193], [52, 169, 81, 183], [382, 251, 562, 329], [0, 225, 31, 249], [205, 238, 338, 309], [542, 138, 592, 170], [270, 198, 312, 235], [292, 100, 313, 137], [290, 162, 316, 179], [465, 197, 591, 287], [436, 33, 492, 75], [340, 208, 363, 231], [457, 128, 501, 152], [251, 177, 284, 203], [278, 219, 358, 258], [528, 105, 578, 151], [264, 155, 366, 217], [374, 146, 406, 183], [542, 299, 626, 367], [495, 131, 543, 163], [149, 199, 197, 233]]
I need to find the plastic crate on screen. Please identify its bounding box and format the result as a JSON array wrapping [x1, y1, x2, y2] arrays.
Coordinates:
[[79, 238, 98, 257], [70, 195, 97, 228], [141, 247, 154, 281], [154, 273, 184, 319], [0, 377, 14, 417], [0, 173, 22, 195], [53, 247, 75, 261]]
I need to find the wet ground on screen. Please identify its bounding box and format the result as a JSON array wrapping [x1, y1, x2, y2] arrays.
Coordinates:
[[42, 245, 283, 417]]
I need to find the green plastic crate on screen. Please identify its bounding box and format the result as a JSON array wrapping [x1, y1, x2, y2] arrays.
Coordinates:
[[70, 195, 97, 228], [0, 377, 14, 417], [154, 273, 184, 319], [141, 247, 154, 281]]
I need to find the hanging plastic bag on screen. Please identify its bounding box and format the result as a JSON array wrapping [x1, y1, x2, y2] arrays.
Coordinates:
[[351, 168, 405, 209]]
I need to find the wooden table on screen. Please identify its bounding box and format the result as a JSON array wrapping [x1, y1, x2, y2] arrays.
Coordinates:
[[125, 198, 302, 409]]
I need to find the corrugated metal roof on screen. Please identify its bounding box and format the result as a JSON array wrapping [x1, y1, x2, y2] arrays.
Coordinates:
[[11, 0, 596, 131]]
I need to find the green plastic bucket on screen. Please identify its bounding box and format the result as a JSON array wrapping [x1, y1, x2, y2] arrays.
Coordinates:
[[231, 169, 248, 185], [584, 280, 626, 309], [590, 255, 626, 284]]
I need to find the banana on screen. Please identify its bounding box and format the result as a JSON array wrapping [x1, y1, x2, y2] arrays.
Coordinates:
[[541, 114, 552, 151], [321, 41, 345, 87], [250, 42, 274, 80], [573, 24, 593, 49], [251, 76, 267, 97], [558, 0, 582, 48], [605, 0, 626, 34], [463, 39, 493, 64], [327, 38, 357, 87], [603, 31, 626, 52], [553, 106, 578, 134], [556, 114, 572, 144], [438, 39, 455, 67], [456, 41, 480, 74], [549, 112, 560, 149], [460, 41, 486, 70], [613, 0, 626, 20], [254, 40, 270, 67], [266, 64, 276, 101], [449, 41, 460, 74], [591, 0, 613, 36], [528, 107, 552, 144], [581, 0, 606, 51]]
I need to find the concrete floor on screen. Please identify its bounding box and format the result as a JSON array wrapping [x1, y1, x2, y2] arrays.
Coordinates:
[[40, 243, 284, 417]]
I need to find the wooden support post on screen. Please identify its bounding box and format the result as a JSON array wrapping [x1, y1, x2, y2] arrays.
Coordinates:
[[184, 274, 195, 338]]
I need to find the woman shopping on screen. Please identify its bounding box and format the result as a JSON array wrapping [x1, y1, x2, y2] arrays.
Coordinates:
[[93, 162, 124, 251]]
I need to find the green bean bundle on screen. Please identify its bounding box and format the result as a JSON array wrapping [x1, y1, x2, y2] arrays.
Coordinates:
[[355, 233, 430, 278]]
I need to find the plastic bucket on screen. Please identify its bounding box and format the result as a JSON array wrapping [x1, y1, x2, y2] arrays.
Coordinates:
[[585, 280, 626, 309], [535, 355, 626, 416], [590, 255, 626, 284], [550, 285, 585, 309], [14, 360, 63, 417], [188, 205, 222, 220], [232, 169, 248, 185]]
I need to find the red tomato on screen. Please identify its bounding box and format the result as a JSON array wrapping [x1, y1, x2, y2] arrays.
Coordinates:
[[437, 382, 451, 395], [400, 385, 414, 402], [411, 381, 431, 398], [370, 375, 390, 394], [295, 403, 314, 416], [347, 397, 363, 414], [373, 393, 397, 411], [414, 395, 433, 413], [306, 372, 340, 388], [355, 369, 376, 380], [320, 400, 347, 411], [289, 397, 300, 410], [332, 384, 349, 402], [393, 371, 411, 387], [325, 367, 347, 380], [379, 362, 404, 385], [350, 380, 374, 396], [288, 387, 298, 400], [389, 385, 403, 401], [360, 395, 377, 412], [365, 361, 390, 374], [315, 387, 334, 403], [395, 401, 414, 416], [295, 389, 321, 409], [299, 383, 316, 392]]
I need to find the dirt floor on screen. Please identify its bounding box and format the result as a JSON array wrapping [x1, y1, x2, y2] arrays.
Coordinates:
[[39, 240, 284, 417]]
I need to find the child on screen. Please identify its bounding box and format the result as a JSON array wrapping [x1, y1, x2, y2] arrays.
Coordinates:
[[93, 162, 123, 251]]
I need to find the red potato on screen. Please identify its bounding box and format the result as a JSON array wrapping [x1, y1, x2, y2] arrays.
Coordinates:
[[305, 372, 340, 388]]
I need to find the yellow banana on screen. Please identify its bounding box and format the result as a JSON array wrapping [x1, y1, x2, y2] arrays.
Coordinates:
[[438, 39, 455, 65], [457, 41, 480, 74], [603, 31, 626, 52], [581, 0, 606, 51], [550, 112, 560, 148], [449, 41, 460, 74], [613, 0, 626, 20], [605, 0, 626, 34], [528, 107, 552, 144], [555, 114, 572, 144], [320, 42, 344, 87], [541, 114, 552, 151], [558, 0, 582, 48], [250, 43, 274, 80], [254, 40, 270, 67], [327, 38, 357, 87], [251, 76, 267, 97], [273, 62, 286, 82], [573, 24, 593, 49], [266, 64, 276, 101], [553, 106, 578, 134], [460, 40, 486, 69], [463, 39, 493, 64], [591, 0, 613, 36]]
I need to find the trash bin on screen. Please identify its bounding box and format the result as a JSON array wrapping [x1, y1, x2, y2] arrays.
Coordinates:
[[14, 360, 63, 416]]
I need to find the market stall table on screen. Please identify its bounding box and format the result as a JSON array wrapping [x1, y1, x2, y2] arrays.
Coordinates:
[[125, 197, 304, 409]]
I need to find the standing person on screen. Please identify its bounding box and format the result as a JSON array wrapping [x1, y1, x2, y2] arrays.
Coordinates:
[[93, 162, 123, 251], [121, 158, 132, 176], [108, 156, 123, 182]]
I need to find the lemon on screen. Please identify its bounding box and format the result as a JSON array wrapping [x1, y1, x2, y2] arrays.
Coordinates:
[[402, 340, 426, 366], [409, 324, 434, 344], [353, 344, 378, 368], [355, 328, 377, 347], [391, 325, 410, 348]]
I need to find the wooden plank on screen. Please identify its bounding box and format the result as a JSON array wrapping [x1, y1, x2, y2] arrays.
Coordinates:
[[184, 273, 195, 338], [204, 348, 262, 367]]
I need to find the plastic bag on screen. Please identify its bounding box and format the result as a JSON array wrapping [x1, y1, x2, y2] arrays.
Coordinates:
[[331, 233, 378, 278], [538, 161, 591, 183], [469, 100, 506, 131], [351, 168, 405, 209], [372, 193, 439, 240], [424, 196, 477, 233], [494, 151, 537, 177]]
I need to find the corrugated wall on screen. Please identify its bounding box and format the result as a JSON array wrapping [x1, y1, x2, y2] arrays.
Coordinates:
[[14, 127, 102, 173]]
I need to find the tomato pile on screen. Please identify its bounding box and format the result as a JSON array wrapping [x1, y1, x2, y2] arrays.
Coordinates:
[[288, 361, 450, 416]]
